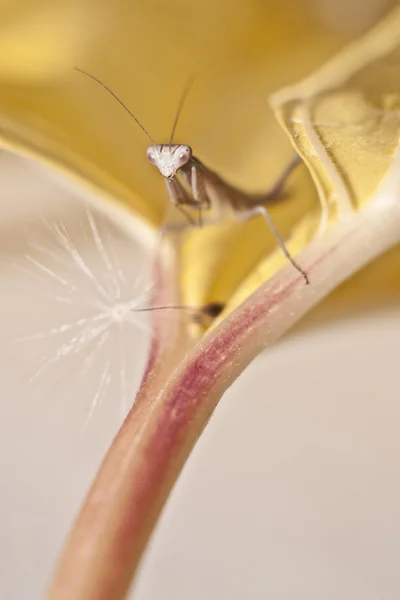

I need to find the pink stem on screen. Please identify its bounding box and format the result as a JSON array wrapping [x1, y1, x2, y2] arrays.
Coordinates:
[[46, 204, 400, 600]]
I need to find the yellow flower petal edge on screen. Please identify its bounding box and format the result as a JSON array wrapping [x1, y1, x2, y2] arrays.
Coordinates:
[[270, 4, 400, 220]]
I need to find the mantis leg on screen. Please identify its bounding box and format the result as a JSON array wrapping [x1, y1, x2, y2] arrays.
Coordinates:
[[189, 165, 210, 206], [164, 178, 198, 227], [190, 164, 211, 227], [263, 154, 302, 202], [179, 163, 211, 227], [236, 205, 309, 284]]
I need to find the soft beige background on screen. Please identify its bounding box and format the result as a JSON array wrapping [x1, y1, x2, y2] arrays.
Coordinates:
[[1, 153, 399, 599]]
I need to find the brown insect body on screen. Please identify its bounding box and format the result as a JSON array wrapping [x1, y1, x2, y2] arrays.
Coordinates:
[[181, 153, 300, 214], [148, 144, 308, 283]]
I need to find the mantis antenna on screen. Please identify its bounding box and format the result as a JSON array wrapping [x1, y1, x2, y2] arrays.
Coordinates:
[[74, 67, 157, 146], [75, 67, 194, 149], [169, 75, 196, 147]]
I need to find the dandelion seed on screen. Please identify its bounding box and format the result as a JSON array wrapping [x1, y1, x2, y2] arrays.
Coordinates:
[[11, 205, 161, 429], [7, 201, 210, 431]]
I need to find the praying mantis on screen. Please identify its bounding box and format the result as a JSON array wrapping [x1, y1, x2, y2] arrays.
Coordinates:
[[75, 68, 309, 284]]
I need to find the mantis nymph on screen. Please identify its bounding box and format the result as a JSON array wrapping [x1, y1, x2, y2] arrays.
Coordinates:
[[76, 68, 309, 284]]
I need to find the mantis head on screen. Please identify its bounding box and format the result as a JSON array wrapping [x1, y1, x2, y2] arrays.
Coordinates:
[[147, 144, 192, 180]]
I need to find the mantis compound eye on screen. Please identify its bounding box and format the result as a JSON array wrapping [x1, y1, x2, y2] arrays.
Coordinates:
[[176, 145, 192, 168], [146, 147, 158, 165]]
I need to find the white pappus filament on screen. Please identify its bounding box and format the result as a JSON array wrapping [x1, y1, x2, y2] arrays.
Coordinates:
[[7, 205, 167, 433]]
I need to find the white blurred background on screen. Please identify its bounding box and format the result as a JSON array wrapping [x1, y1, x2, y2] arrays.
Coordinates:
[[0, 152, 400, 599]]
